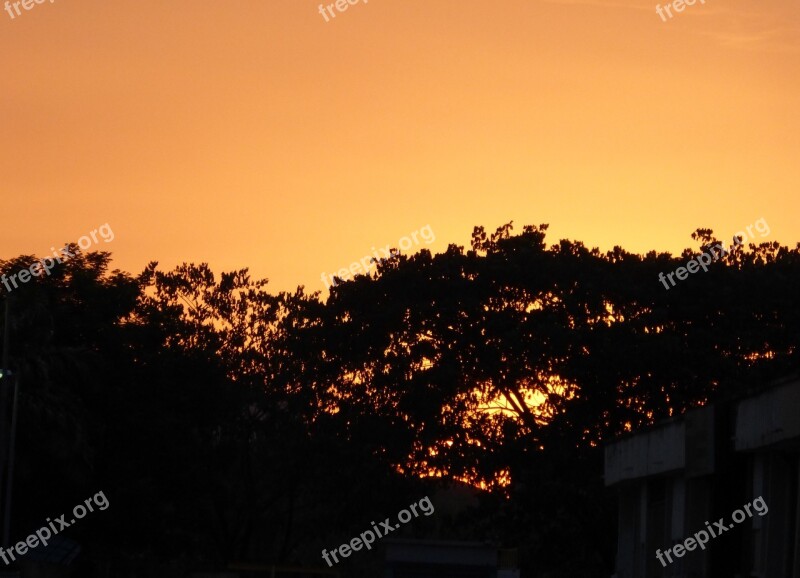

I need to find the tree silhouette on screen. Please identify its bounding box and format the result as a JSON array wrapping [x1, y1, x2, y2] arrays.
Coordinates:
[[2, 222, 798, 577]]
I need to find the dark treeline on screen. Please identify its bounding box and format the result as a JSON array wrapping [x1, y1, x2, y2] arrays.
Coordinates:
[[1, 223, 798, 577]]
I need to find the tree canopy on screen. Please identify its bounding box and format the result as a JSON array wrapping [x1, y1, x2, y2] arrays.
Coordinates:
[[1, 223, 797, 577]]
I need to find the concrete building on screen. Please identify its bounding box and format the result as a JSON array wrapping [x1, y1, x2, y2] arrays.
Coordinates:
[[383, 540, 520, 578], [605, 376, 800, 577]]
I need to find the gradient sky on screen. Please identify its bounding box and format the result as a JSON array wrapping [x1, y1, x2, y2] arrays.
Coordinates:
[[2, 0, 798, 293]]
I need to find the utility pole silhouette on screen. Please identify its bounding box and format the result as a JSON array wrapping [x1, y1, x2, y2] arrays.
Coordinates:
[[0, 296, 19, 549]]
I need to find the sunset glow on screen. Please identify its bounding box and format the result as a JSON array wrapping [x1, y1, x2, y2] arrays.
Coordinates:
[[2, 0, 798, 291]]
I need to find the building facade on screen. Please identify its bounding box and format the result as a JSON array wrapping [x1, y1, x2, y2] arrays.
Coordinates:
[[605, 378, 800, 577], [383, 540, 520, 578]]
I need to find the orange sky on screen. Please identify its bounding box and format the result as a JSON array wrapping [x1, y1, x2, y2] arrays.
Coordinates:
[[1, 0, 798, 293]]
